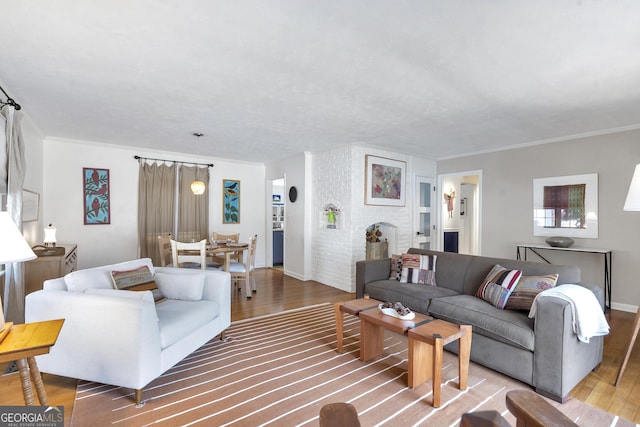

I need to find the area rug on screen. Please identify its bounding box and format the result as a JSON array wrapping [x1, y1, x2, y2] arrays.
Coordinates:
[[71, 303, 635, 426]]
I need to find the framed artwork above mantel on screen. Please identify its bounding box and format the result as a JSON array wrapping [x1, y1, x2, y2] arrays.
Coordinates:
[[364, 155, 406, 206], [533, 173, 598, 239]]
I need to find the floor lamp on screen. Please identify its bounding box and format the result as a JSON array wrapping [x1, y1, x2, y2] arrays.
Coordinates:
[[615, 164, 640, 386], [0, 211, 37, 342]]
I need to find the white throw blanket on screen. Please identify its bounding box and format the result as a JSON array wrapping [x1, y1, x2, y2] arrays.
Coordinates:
[[529, 284, 610, 343]]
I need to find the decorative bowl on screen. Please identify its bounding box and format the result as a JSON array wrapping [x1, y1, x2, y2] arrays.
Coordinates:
[[545, 236, 575, 248], [378, 304, 415, 320]]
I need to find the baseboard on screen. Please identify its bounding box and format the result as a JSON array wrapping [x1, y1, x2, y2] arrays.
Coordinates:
[[611, 302, 639, 313]]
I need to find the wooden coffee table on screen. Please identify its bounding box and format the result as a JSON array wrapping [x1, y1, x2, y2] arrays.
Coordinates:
[[335, 298, 382, 353], [407, 319, 472, 407], [358, 308, 433, 362]]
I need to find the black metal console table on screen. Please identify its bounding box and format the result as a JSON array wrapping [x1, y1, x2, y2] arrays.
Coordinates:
[[516, 244, 612, 310]]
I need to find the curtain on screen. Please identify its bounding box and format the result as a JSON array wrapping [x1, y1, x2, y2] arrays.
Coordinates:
[[138, 162, 176, 264], [178, 166, 209, 242], [2, 105, 27, 322]]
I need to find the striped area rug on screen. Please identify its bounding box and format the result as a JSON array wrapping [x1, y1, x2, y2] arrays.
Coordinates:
[[71, 303, 634, 426]]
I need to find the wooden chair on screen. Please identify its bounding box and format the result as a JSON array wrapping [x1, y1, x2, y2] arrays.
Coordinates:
[[224, 234, 257, 298], [319, 403, 361, 427], [157, 234, 174, 267], [170, 239, 207, 270], [212, 232, 241, 262]]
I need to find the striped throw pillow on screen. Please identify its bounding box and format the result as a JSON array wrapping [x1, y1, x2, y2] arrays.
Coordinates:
[[111, 265, 166, 304], [389, 254, 403, 281], [504, 274, 558, 311], [475, 264, 522, 309], [400, 254, 437, 286]]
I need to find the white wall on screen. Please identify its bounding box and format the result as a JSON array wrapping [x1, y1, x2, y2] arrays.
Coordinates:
[[311, 144, 436, 292], [438, 132, 640, 312], [43, 137, 266, 269], [21, 113, 45, 244]]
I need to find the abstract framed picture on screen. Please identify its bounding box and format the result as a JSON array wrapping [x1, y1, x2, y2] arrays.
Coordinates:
[[223, 179, 240, 224], [365, 155, 406, 206], [83, 167, 111, 224]]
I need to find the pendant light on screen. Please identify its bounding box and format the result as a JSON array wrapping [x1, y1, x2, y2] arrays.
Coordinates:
[[191, 132, 206, 195]]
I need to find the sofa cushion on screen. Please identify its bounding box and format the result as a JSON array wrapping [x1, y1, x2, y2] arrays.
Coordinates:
[[156, 299, 220, 348], [429, 295, 535, 351], [389, 254, 403, 281], [84, 288, 155, 304], [400, 253, 437, 286], [505, 274, 558, 311], [111, 265, 167, 304], [475, 264, 522, 309], [155, 272, 204, 301], [366, 279, 458, 315], [65, 258, 155, 292]]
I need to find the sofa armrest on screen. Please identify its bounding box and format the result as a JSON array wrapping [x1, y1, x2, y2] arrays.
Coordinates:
[[25, 290, 162, 390], [532, 296, 604, 401], [356, 259, 391, 298]]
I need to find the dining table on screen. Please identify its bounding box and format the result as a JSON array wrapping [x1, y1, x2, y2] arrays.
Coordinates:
[[205, 241, 248, 272]]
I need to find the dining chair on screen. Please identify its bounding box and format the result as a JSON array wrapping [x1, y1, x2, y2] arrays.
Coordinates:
[[211, 232, 241, 262], [157, 234, 174, 267], [170, 239, 207, 270], [222, 234, 257, 298]]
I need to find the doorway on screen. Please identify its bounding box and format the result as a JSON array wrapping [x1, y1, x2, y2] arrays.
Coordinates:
[[437, 171, 482, 255], [271, 178, 285, 270]]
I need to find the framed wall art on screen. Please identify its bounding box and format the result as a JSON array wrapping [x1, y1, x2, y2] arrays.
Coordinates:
[[365, 155, 406, 206], [533, 173, 598, 238], [223, 179, 240, 224], [83, 167, 111, 224], [22, 189, 39, 222]]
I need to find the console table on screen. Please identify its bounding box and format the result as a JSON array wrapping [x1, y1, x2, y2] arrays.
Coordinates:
[[516, 244, 612, 309]]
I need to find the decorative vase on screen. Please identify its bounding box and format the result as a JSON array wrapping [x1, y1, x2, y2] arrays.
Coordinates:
[[545, 236, 575, 248], [366, 241, 389, 260]]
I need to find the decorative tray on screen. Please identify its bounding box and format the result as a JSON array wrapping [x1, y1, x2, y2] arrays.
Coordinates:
[[378, 303, 415, 320]]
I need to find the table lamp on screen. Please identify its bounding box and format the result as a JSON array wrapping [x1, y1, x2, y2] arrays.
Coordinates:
[[0, 211, 37, 340], [616, 164, 640, 386]]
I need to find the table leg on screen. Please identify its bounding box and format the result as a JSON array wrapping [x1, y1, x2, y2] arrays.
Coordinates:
[[433, 334, 443, 408], [458, 325, 472, 390], [16, 358, 35, 405], [359, 318, 384, 362], [224, 252, 231, 272], [27, 356, 49, 405], [407, 337, 433, 388], [335, 303, 346, 353]]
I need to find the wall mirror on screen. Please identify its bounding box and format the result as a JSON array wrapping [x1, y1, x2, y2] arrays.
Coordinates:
[[533, 173, 598, 238]]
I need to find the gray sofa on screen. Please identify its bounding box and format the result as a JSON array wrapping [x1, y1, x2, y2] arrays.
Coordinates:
[[355, 248, 604, 402]]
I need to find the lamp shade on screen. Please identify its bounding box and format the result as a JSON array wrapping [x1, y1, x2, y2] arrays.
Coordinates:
[[191, 180, 206, 195], [624, 164, 640, 211], [0, 211, 36, 263]]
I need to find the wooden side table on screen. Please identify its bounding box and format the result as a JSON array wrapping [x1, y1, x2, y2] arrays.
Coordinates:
[[407, 319, 472, 407], [334, 298, 382, 353], [0, 319, 64, 405]]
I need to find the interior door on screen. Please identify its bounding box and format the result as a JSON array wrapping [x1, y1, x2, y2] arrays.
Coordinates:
[[414, 176, 434, 249]]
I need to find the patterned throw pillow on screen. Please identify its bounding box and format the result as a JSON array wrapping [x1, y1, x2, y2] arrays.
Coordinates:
[[389, 254, 403, 281], [504, 273, 559, 311], [111, 265, 166, 304], [475, 264, 522, 309], [400, 254, 437, 286]]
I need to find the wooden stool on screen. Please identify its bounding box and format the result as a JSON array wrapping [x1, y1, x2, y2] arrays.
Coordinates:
[[407, 320, 471, 407], [334, 298, 381, 353], [319, 402, 361, 427], [460, 411, 511, 427], [505, 390, 578, 427]]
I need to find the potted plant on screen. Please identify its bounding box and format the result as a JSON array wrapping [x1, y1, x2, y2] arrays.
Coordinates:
[[365, 224, 388, 260]]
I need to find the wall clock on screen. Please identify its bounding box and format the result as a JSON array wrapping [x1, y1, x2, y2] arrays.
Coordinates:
[[288, 186, 298, 203]]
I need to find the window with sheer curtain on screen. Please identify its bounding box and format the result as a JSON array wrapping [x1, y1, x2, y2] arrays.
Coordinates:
[[138, 162, 209, 264]]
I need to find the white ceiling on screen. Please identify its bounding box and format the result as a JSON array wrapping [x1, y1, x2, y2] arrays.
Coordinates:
[[1, 1, 640, 163]]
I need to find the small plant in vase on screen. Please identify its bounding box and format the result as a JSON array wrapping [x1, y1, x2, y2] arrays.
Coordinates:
[[365, 224, 388, 259]]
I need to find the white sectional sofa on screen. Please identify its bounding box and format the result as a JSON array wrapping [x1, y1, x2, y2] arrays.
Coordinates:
[[25, 258, 231, 406]]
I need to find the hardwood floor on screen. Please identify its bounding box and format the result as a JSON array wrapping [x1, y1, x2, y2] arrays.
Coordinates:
[[1, 268, 639, 425]]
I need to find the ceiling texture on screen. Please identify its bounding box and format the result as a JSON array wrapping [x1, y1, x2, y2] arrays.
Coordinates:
[[1, 1, 640, 163]]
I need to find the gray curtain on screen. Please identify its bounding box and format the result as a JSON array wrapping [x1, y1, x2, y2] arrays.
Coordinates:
[[178, 166, 209, 242], [2, 105, 26, 322], [138, 162, 176, 264]]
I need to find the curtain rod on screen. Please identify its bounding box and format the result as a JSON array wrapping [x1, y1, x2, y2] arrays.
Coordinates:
[[134, 155, 213, 168], [0, 85, 21, 110]]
